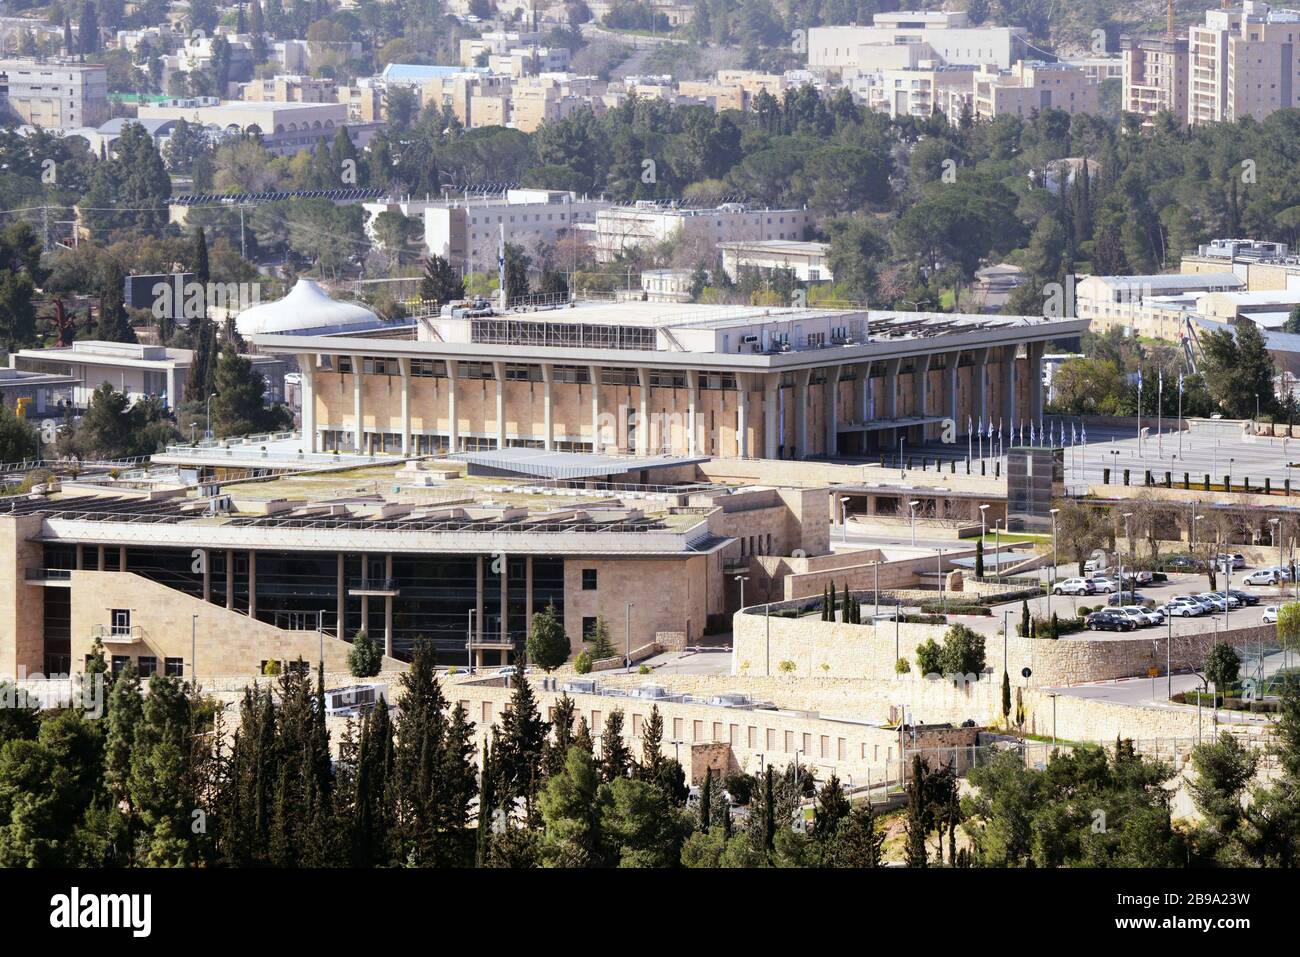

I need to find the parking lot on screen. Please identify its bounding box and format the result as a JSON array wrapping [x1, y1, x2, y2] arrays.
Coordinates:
[[966, 563, 1291, 641]]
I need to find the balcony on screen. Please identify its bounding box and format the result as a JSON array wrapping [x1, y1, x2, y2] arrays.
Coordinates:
[[347, 578, 400, 597], [90, 623, 146, 645], [25, 568, 72, 586]]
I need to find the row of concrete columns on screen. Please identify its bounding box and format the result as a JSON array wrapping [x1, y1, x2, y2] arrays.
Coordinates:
[[74, 544, 127, 571], [306, 344, 1042, 459]]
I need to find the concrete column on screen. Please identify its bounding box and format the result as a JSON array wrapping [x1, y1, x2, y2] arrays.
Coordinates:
[[636, 367, 650, 456], [686, 369, 699, 456], [398, 357, 411, 455], [336, 553, 345, 639], [588, 364, 601, 452], [944, 351, 961, 430], [493, 360, 507, 449], [540, 362, 554, 450], [384, 554, 394, 658], [823, 365, 842, 457], [1000, 345, 1017, 431], [226, 550, 234, 610], [793, 368, 811, 458], [202, 549, 210, 602], [166, 368, 177, 411], [475, 555, 484, 645], [853, 361, 873, 424], [735, 372, 749, 458], [75, 545, 83, 570], [118, 545, 126, 571], [352, 366, 364, 453], [444, 360, 461, 452], [298, 354, 317, 453], [974, 347, 991, 430], [499, 557, 508, 643], [248, 551, 257, 620], [96, 545, 104, 570], [525, 555, 534, 624], [763, 373, 779, 459], [1027, 340, 1045, 425], [913, 353, 932, 440], [883, 358, 901, 448]]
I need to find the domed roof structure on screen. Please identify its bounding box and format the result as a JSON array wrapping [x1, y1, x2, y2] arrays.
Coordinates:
[[235, 279, 379, 337]]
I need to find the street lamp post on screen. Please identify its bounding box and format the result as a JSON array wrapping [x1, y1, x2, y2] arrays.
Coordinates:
[[625, 601, 634, 669], [191, 613, 197, 686], [735, 574, 749, 611], [467, 608, 475, 675], [1049, 507, 1060, 619], [206, 392, 217, 440], [1048, 692, 1058, 746], [1121, 511, 1133, 605], [909, 500, 920, 547], [994, 518, 1004, 580]]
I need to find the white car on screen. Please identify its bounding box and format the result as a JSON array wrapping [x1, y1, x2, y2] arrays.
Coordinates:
[[1054, 577, 1094, 596], [1196, 593, 1229, 612], [1088, 576, 1120, 594], [1263, 605, 1280, 624], [1161, 597, 1204, 617], [1120, 605, 1163, 626], [1244, 568, 1282, 586]]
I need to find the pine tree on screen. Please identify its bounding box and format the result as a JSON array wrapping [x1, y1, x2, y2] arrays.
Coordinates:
[[639, 704, 666, 784], [94, 261, 135, 343], [538, 746, 607, 867], [543, 693, 575, 778], [904, 756, 930, 867], [573, 715, 593, 756], [829, 581, 837, 620], [497, 669, 548, 820], [698, 767, 712, 830], [813, 773, 851, 842], [587, 617, 616, 660], [600, 709, 632, 783], [419, 253, 466, 305]]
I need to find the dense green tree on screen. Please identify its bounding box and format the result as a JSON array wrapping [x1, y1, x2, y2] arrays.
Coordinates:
[[526, 603, 569, 672]]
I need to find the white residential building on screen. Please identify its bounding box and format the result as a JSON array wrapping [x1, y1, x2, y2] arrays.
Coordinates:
[[594, 203, 814, 264]]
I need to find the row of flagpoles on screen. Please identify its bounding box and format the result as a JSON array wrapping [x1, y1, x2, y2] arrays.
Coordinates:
[[964, 416, 1089, 458]]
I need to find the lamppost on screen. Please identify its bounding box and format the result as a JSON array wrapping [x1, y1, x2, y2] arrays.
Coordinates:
[[994, 518, 1004, 579], [937, 547, 946, 613], [1121, 511, 1133, 605], [624, 601, 634, 669], [1049, 506, 1060, 618], [1048, 692, 1058, 746], [870, 560, 882, 617], [191, 613, 198, 686], [908, 500, 920, 546], [467, 608, 475, 675], [978, 503, 990, 543], [205, 392, 217, 440], [735, 574, 749, 611]]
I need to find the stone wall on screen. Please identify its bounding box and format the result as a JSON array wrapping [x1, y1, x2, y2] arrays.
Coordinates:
[[67, 570, 403, 678], [731, 608, 1279, 685]]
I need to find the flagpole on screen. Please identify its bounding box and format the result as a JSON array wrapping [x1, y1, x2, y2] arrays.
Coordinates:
[[1158, 372, 1164, 458]]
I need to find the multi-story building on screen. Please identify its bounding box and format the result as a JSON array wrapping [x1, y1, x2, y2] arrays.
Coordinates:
[[421, 188, 610, 274], [0, 58, 108, 129], [237, 74, 338, 103], [972, 61, 1099, 120], [248, 297, 1079, 464], [808, 12, 1027, 72], [8, 340, 286, 410], [719, 240, 833, 284], [136, 98, 377, 155], [1121, 34, 1189, 123], [594, 203, 815, 264], [509, 75, 609, 132], [858, 62, 978, 119], [1188, 1, 1300, 126], [1073, 271, 1245, 337], [0, 460, 830, 674]]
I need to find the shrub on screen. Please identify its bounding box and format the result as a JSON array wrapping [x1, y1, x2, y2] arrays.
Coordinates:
[[778, 660, 796, 673], [574, 650, 593, 674], [348, 629, 383, 678], [895, 657, 911, 674], [638, 664, 651, 675]]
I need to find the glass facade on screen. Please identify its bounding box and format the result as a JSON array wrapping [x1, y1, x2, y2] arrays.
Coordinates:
[[45, 544, 565, 664]]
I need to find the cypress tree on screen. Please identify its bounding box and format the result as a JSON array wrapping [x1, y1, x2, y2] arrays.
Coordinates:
[[543, 693, 575, 778], [476, 740, 495, 867], [573, 716, 594, 756], [698, 768, 712, 831], [599, 709, 632, 783]]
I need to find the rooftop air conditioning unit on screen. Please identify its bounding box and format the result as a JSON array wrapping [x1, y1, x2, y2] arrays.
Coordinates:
[[324, 684, 388, 715]]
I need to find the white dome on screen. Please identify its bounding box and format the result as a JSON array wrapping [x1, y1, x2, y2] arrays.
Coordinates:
[[236, 279, 379, 336]]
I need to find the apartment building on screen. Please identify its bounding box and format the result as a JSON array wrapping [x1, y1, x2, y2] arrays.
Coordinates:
[[1073, 271, 1245, 337], [458, 30, 546, 66], [136, 98, 375, 155], [1188, 1, 1300, 125], [237, 74, 338, 103], [857, 61, 977, 118], [0, 58, 108, 129], [509, 74, 609, 132], [594, 203, 814, 264], [972, 61, 1099, 120], [423, 188, 609, 273], [337, 78, 385, 123], [1121, 34, 1190, 123]]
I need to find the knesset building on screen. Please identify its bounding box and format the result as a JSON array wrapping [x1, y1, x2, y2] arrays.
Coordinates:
[[254, 300, 1085, 461]]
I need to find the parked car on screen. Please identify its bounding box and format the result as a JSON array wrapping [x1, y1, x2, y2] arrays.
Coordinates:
[[1117, 605, 1163, 627], [1107, 591, 1150, 607], [1165, 555, 1201, 571], [1088, 576, 1120, 594], [1160, 597, 1206, 618], [1212, 553, 1246, 570], [1264, 605, 1280, 624], [1054, 577, 1095, 596], [1228, 589, 1260, 606], [1196, 593, 1229, 612], [1244, 568, 1282, 586], [1086, 610, 1136, 632]]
